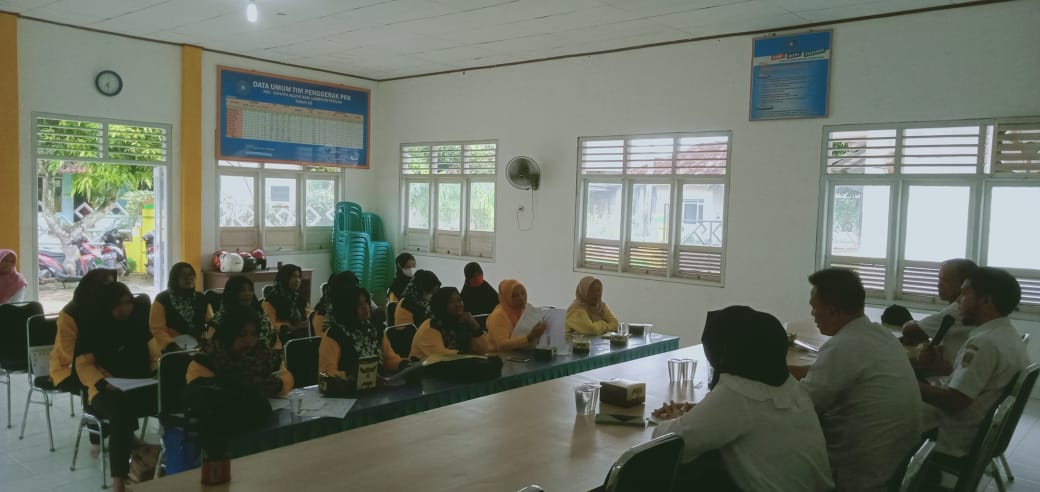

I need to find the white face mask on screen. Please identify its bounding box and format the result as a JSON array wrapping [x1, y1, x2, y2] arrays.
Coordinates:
[[403, 267, 416, 277]]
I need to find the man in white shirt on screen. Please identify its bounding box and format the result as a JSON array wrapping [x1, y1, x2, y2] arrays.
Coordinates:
[[902, 258, 978, 363], [799, 268, 922, 492], [918, 267, 1029, 457]]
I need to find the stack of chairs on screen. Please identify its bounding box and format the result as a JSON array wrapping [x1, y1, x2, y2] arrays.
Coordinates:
[[331, 203, 395, 297]]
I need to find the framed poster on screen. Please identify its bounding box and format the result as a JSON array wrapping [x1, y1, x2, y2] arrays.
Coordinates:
[[749, 30, 832, 121], [218, 66, 370, 168]]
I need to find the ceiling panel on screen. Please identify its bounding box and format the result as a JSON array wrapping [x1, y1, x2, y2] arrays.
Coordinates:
[[2, 0, 977, 79]]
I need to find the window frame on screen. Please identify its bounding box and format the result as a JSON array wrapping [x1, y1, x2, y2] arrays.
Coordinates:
[[216, 161, 342, 252], [399, 140, 497, 260], [817, 117, 1040, 311], [574, 131, 732, 286]]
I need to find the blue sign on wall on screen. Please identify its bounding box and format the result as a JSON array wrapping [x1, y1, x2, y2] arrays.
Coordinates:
[[218, 66, 370, 167], [749, 31, 832, 121]]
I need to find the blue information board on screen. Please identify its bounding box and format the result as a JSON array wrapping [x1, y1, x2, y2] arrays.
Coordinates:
[[749, 31, 832, 121], [218, 66, 370, 167]]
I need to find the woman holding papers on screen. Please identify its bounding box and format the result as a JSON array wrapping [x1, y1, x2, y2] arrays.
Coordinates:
[[319, 274, 405, 380], [565, 276, 619, 336], [74, 282, 156, 492], [487, 279, 546, 352], [410, 287, 490, 359], [149, 262, 213, 354], [395, 269, 441, 327]]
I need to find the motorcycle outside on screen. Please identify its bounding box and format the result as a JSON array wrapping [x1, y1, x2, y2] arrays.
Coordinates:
[[100, 228, 129, 277], [37, 241, 99, 287]]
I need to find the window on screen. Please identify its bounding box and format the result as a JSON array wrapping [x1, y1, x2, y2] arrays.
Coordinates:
[[819, 118, 1040, 309], [576, 132, 731, 283], [217, 161, 341, 251], [401, 141, 496, 258]]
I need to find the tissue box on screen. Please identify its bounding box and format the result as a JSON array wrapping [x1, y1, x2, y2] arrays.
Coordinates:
[[600, 378, 646, 407]]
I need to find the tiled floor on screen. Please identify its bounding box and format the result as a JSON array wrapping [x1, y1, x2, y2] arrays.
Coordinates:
[[2, 374, 1039, 491]]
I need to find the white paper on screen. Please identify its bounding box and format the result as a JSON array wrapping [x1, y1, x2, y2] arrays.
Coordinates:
[[29, 345, 52, 378], [106, 377, 158, 392], [510, 303, 545, 346], [542, 308, 568, 352]]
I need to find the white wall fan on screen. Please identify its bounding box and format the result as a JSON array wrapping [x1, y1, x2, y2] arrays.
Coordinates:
[[505, 156, 541, 230]]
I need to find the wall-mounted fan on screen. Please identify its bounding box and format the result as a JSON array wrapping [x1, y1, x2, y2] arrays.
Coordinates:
[[506, 156, 541, 190], [506, 156, 540, 230]]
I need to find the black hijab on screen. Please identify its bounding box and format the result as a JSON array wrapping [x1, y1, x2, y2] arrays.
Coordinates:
[[388, 252, 415, 300], [63, 268, 118, 324], [74, 282, 151, 379], [701, 306, 790, 389], [268, 264, 307, 321], [460, 262, 498, 316], [430, 287, 475, 353]]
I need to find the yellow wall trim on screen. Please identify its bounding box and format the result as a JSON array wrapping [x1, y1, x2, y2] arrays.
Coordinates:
[[180, 45, 203, 286], [0, 14, 19, 258]]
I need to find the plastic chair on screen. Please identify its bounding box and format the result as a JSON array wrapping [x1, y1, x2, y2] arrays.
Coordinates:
[[898, 440, 936, 492], [71, 388, 110, 489], [18, 314, 76, 451], [955, 396, 1017, 492], [384, 323, 417, 359], [203, 289, 224, 313], [602, 433, 685, 492], [989, 363, 1039, 489], [386, 301, 398, 327], [154, 350, 197, 479], [284, 336, 321, 388], [472, 313, 490, 332], [0, 301, 44, 428]]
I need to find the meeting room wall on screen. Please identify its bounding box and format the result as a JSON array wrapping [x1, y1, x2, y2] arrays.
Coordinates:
[[198, 52, 378, 307], [370, 1, 1040, 345], [16, 18, 184, 299]]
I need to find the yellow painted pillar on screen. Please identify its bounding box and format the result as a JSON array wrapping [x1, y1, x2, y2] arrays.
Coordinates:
[[180, 45, 203, 287], [0, 14, 19, 258]]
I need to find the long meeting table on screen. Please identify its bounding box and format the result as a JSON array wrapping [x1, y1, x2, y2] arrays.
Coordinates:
[[167, 334, 679, 460], [140, 343, 705, 492]]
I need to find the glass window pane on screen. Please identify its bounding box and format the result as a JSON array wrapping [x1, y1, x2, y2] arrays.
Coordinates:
[[585, 183, 622, 240], [468, 182, 495, 232], [437, 182, 461, 231], [407, 182, 430, 229], [265, 163, 303, 170], [904, 186, 970, 261], [830, 185, 890, 258], [265, 177, 297, 227], [987, 187, 1040, 270], [680, 184, 725, 247], [630, 183, 671, 243], [219, 175, 255, 227], [219, 160, 260, 168], [305, 179, 335, 227]]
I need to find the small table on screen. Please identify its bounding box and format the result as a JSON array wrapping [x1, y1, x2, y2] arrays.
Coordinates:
[[203, 269, 314, 302]]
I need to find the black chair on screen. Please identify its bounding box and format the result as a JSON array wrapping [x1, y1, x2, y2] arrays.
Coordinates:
[[896, 440, 936, 492], [155, 349, 197, 479], [386, 301, 398, 327], [203, 289, 224, 313], [989, 363, 1039, 489], [18, 314, 76, 451], [602, 433, 684, 492], [384, 323, 417, 359], [284, 336, 321, 388], [472, 313, 490, 332], [1, 301, 44, 428], [308, 310, 321, 337]]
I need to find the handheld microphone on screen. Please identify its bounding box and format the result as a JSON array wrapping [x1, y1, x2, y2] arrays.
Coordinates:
[[929, 315, 957, 347]]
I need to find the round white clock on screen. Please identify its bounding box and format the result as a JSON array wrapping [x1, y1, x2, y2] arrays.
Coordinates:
[[95, 70, 123, 96]]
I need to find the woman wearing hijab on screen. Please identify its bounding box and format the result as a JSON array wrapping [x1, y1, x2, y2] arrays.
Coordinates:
[[487, 279, 546, 352], [262, 264, 311, 344], [395, 269, 440, 327], [410, 287, 490, 359], [49, 268, 118, 393], [650, 306, 833, 492], [187, 304, 289, 398], [319, 276, 405, 381], [212, 276, 293, 391], [460, 262, 498, 317], [387, 253, 416, 302], [74, 282, 156, 492], [565, 276, 619, 335], [150, 263, 213, 354], [0, 249, 27, 304]]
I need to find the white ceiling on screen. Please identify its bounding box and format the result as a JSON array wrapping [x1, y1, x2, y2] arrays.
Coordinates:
[[1, 0, 979, 80]]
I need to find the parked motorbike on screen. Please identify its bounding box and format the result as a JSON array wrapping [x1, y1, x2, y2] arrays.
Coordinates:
[[38, 239, 100, 287], [100, 228, 129, 277], [144, 231, 155, 278]]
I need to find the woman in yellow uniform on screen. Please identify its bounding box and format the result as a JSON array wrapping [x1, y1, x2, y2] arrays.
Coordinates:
[[395, 269, 440, 327], [319, 274, 407, 381], [386, 252, 416, 302], [565, 276, 619, 335], [212, 276, 292, 391], [487, 279, 546, 352], [74, 282, 156, 492], [149, 262, 213, 354], [49, 268, 117, 393], [410, 287, 490, 359], [262, 264, 311, 344]]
